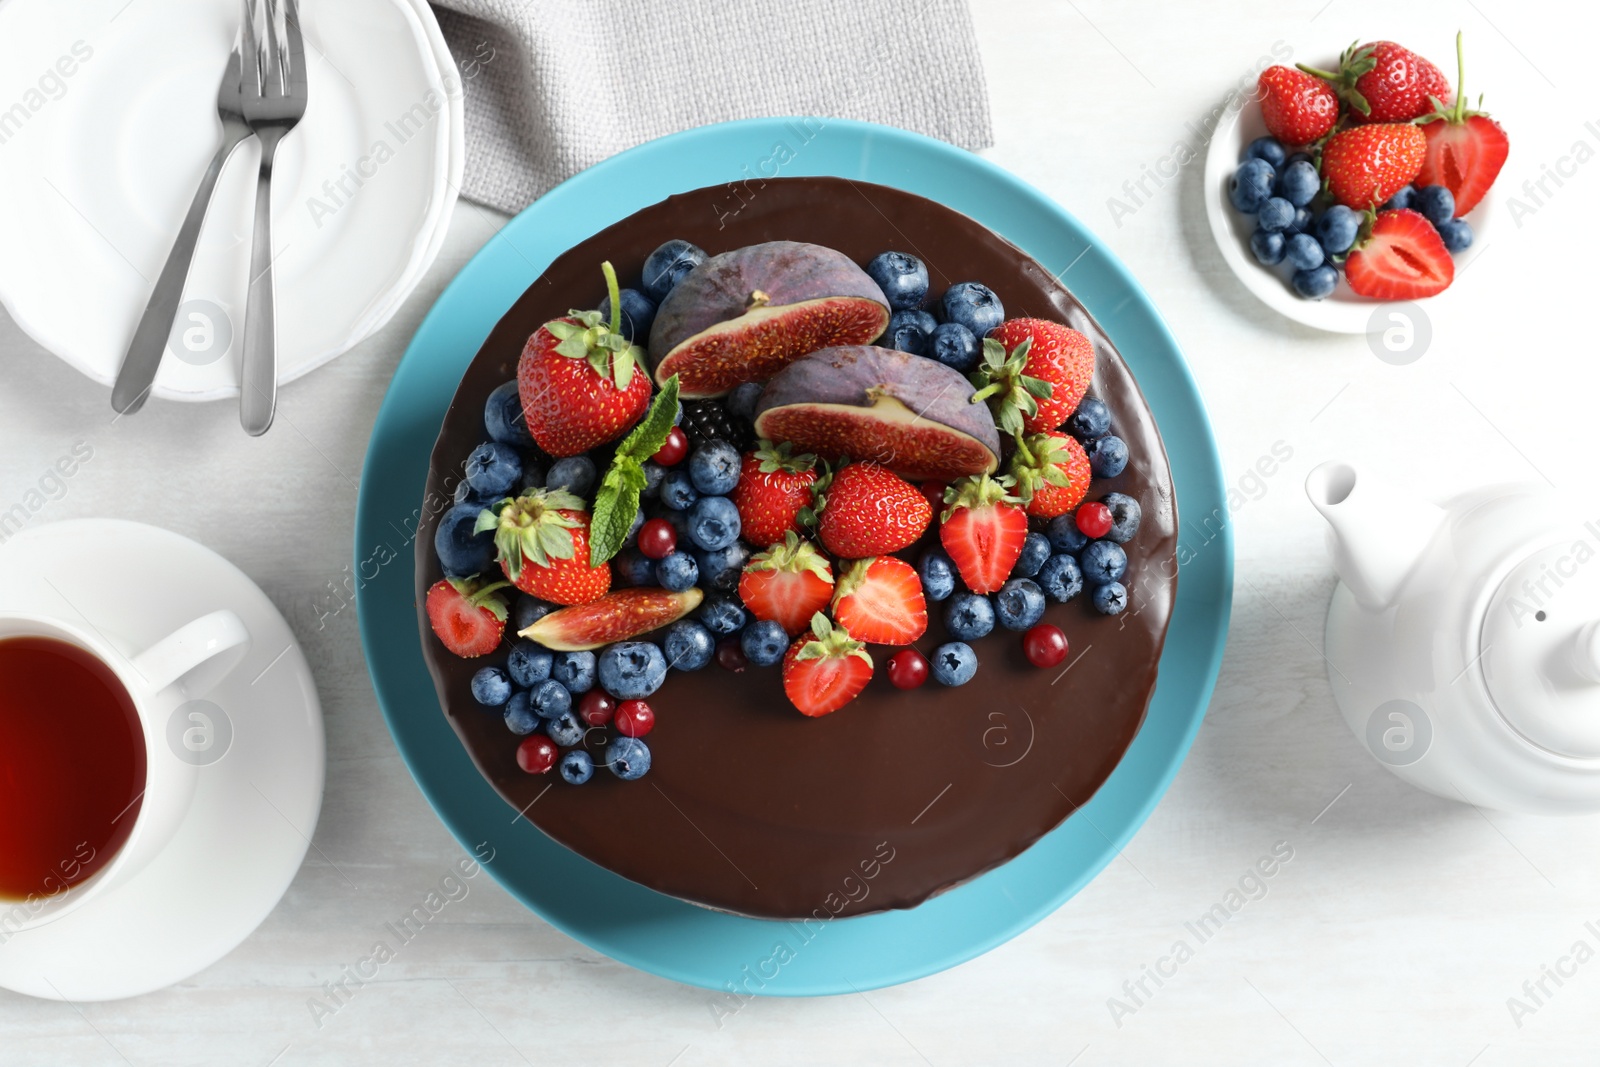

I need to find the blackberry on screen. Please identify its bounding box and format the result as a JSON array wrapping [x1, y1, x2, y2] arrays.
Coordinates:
[[679, 399, 753, 452]]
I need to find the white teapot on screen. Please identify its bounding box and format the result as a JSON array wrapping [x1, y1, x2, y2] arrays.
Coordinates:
[[1306, 461, 1600, 813]]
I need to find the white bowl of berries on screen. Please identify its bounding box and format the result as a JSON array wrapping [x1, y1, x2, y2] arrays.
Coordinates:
[[1204, 34, 1507, 334]]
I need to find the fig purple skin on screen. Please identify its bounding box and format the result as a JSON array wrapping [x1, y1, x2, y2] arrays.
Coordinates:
[[753, 346, 1002, 481], [649, 241, 890, 398]]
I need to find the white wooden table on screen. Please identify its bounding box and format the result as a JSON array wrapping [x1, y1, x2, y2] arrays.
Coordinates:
[[3, 0, 1598, 1062]]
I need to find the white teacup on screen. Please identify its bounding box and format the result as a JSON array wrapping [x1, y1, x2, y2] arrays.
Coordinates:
[[0, 608, 249, 936]]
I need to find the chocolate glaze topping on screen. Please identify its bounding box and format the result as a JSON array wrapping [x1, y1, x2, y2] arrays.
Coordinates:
[[416, 177, 1177, 920]]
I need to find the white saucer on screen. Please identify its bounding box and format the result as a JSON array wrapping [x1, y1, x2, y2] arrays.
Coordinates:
[[0, 0, 462, 401], [0, 520, 323, 1002], [1202, 57, 1498, 335]]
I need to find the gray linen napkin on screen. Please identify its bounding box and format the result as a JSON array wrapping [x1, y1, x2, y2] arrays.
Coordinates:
[[429, 0, 994, 214]]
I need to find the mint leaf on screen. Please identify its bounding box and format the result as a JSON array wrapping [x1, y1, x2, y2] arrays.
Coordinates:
[[587, 377, 680, 566], [616, 374, 679, 464]]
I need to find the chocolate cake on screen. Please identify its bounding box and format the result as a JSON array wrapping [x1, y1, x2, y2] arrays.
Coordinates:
[[417, 177, 1177, 920]]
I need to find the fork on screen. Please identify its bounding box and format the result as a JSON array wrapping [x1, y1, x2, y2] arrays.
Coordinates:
[[110, 43, 253, 416], [238, 0, 307, 436]]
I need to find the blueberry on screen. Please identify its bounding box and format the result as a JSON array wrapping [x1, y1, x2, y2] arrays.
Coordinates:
[[640, 461, 666, 499], [512, 595, 554, 634], [546, 455, 596, 497], [1416, 185, 1455, 226], [607, 736, 652, 780], [551, 651, 596, 694], [1315, 204, 1360, 255], [531, 678, 572, 719], [655, 551, 699, 592], [614, 547, 657, 587], [1437, 218, 1473, 253], [545, 709, 585, 747], [1257, 197, 1295, 233], [928, 322, 980, 372], [1046, 514, 1088, 554], [484, 380, 534, 448], [1250, 229, 1286, 266], [865, 251, 930, 311], [944, 592, 995, 641], [465, 441, 522, 497], [1092, 581, 1129, 615], [559, 749, 594, 785], [1276, 160, 1319, 208], [726, 381, 764, 422], [1292, 265, 1339, 300], [470, 666, 512, 707], [688, 440, 741, 495], [930, 641, 978, 686], [1037, 553, 1084, 602], [1067, 397, 1111, 442], [740, 619, 788, 667], [1081, 541, 1128, 585], [597, 287, 657, 344], [516, 460, 548, 493], [940, 282, 1004, 337], [434, 503, 496, 577], [693, 541, 749, 594], [597, 641, 668, 699], [886, 308, 938, 356], [1228, 158, 1276, 213], [1285, 233, 1324, 271], [624, 507, 646, 545], [503, 691, 539, 735], [697, 596, 747, 636], [1086, 435, 1129, 478], [506, 641, 553, 687], [1103, 493, 1142, 544], [1285, 206, 1315, 237], [1385, 185, 1416, 211], [453, 480, 492, 507], [641, 239, 706, 302], [654, 505, 691, 542], [917, 547, 957, 602], [659, 469, 699, 511], [995, 578, 1047, 631], [664, 619, 715, 671], [1014, 532, 1051, 578], [1244, 136, 1287, 170], [686, 495, 741, 551]]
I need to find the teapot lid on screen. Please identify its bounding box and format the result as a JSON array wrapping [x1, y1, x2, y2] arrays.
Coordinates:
[[1480, 541, 1600, 758]]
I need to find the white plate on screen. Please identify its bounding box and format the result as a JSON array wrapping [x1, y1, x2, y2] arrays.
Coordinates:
[[1203, 70, 1497, 335], [0, 0, 462, 401], [0, 520, 324, 1002]]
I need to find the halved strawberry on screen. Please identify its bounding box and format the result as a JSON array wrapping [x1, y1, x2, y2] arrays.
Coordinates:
[[972, 320, 1095, 436], [478, 488, 612, 605], [737, 531, 834, 636], [814, 462, 931, 558], [831, 557, 927, 645], [940, 475, 1028, 594], [730, 440, 819, 548], [524, 588, 703, 651], [781, 614, 874, 717], [426, 577, 510, 658], [1345, 209, 1454, 300], [1007, 432, 1091, 519], [1415, 34, 1507, 216]]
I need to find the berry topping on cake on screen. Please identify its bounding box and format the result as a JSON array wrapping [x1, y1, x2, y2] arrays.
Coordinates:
[[1023, 623, 1069, 669], [520, 587, 703, 651], [426, 576, 510, 658], [970, 320, 1095, 436], [781, 614, 874, 717], [939, 474, 1028, 594], [478, 488, 612, 605], [814, 462, 932, 558], [738, 532, 835, 636], [1007, 432, 1093, 519], [830, 556, 929, 646], [887, 647, 930, 689], [730, 440, 819, 548]]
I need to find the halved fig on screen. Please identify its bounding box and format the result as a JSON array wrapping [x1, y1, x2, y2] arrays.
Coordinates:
[[753, 346, 1001, 481], [523, 587, 702, 651], [649, 241, 889, 398]]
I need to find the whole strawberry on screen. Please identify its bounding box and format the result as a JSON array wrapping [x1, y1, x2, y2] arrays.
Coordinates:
[[518, 262, 652, 458], [477, 488, 611, 605], [971, 319, 1095, 437], [1300, 41, 1451, 124], [814, 462, 931, 558], [729, 440, 819, 548], [1256, 66, 1339, 146], [782, 614, 874, 718], [1007, 432, 1092, 519], [425, 576, 511, 658], [940, 474, 1028, 594], [1320, 123, 1427, 209], [1415, 33, 1508, 216], [738, 531, 834, 635]]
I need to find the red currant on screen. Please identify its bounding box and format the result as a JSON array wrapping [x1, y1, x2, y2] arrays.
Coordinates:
[[578, 689, 615, 727], [1023, 623, 1069, 668], [716, 637, 748, 673], [887, 648, 929, 689], [516, 735, 559, 774], [615, 699, 655, 738], [919, 481, 947, 515], [652, 426, 689, 466], [637, 517, 677, 559], [1075, 501, 1113, 539]]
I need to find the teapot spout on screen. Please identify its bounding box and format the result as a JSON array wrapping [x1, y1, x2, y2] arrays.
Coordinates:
[[1306, 461, 1447, 611]]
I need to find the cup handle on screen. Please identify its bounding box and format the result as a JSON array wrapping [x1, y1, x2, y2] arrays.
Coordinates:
[[129, 609, 251, 696]]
